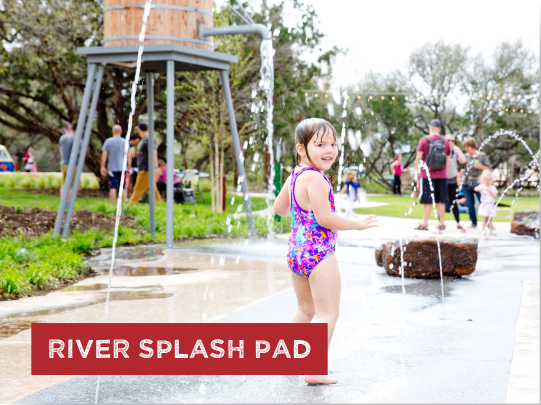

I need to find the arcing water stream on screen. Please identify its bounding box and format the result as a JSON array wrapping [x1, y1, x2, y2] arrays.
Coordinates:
[[95, 1, 152, 402], [259, 36, 276, 238]]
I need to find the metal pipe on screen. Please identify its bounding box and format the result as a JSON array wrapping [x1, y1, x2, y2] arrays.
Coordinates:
[[147, 72, 156, 237], [54, 63, 97, 236], [220, 69, 257, 241], [166, 60, 175, 248], [199, 24, 271, 41], [62, 65, 105, 238]]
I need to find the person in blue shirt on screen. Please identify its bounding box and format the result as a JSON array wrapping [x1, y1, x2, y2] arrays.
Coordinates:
[[340, 170, 362, 217]]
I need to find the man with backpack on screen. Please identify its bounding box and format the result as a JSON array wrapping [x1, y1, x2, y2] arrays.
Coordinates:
[[414, 119, 451, 231]]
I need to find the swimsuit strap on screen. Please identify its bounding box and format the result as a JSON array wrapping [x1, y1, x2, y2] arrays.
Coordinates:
[[290, 166, 332, 210]]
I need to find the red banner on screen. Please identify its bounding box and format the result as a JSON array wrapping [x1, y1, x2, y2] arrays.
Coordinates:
[[32, 323, 327, 375]]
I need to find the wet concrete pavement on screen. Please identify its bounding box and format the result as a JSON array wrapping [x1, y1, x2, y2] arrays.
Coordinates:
[[5, 235, 539, 403]]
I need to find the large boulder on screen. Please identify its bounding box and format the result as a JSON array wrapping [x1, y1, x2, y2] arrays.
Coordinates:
[[375, 237, 478, 278], [510, 209, 539, 238]]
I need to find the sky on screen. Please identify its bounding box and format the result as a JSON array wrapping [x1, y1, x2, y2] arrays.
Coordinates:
[[280, 0, 540, 86]]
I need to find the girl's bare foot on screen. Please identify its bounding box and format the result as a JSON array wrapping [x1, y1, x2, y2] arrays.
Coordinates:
[[304, 375, 338, 385]]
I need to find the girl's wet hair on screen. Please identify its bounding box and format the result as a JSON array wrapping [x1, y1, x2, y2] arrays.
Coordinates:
[[295, 118, 337, 167]]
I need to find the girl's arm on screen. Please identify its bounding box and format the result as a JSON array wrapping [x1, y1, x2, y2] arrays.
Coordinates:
[[488, 186, 498, 198], [474, 184, 486, 192], [390, 161, 396, 172], [273, 175, 291, 217], [340, 185, 347, 194], [304, 172, 377, 231]]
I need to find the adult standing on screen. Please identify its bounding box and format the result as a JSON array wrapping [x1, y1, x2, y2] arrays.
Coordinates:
[[101, 125, 128, 206], [129, 122, 161, 204], [444, 134, 467, 231], [390, 154, 402, 195], [126, 133, 140, 200], [414, 119, 451, 231], [461, 137, 490, 229], [58, 122, 78, 198]]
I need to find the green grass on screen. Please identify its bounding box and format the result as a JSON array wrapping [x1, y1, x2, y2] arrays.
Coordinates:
[[353, 195, 540, 223], [0, 189, 282, 299], [0, 190, 268, 215]]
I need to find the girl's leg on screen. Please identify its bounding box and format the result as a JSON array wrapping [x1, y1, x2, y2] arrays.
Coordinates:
[[482, 216, 487, 231], [290, 273, 315, 323], [347, 200, 357, 217], [303, 254, 341, 385]]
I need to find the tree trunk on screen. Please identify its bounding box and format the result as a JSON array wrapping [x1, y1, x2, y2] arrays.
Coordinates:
[[215, 133, 221, 213], [209, 140, 215, 213], [231, 142, 238, 186], [220, 145, 225, 212]]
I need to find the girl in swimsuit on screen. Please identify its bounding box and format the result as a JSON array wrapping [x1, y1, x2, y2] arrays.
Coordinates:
[[273, 118, 378, 385]]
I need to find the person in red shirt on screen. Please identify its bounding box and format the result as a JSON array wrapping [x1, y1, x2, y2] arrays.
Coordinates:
[[414, 119, 451, 231]]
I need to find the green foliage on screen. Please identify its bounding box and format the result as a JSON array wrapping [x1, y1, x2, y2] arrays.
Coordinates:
[[0, 233, 91, 298], [0, 173, 97, 189]]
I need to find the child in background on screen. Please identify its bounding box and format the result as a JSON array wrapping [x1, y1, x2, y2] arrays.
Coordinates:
[[474, 170, 498, 235], [340, 170, 361, 217], [273, 118, 377, 385], [390, 154, 402, 195]]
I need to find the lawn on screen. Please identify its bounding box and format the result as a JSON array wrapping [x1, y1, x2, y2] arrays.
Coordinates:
[[0, 190, 269, 215], [353, 194, 540, 223]]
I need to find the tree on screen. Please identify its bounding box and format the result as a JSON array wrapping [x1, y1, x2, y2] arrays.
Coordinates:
[[404, 41, 469, 135]]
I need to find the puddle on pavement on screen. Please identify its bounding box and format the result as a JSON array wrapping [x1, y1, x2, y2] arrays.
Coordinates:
[[2, 286, 173, 321], [0, 320, 42, 340], [382, 279, 461, 297]]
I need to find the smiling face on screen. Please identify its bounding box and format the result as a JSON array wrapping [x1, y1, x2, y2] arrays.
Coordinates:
[[296, 129, 338, 171]]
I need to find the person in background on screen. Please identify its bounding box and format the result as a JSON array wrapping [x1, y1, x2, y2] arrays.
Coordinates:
[[58, 122, 78, 198], [414, 119, 451, 231], [155, 157, 182, 199], [474, 170, 498, 235], [444, 134, 467, 232], [130, 122, 161, 204], [340, 170, 361, 218], [101, 125, 128, 206], [126, 133, 140, 201], [390, 154, 402, 195], [23, 145, 36, 173], [461, 137, 490, 229]]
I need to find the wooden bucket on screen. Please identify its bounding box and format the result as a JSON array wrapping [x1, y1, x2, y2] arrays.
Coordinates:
[[103, 0, 213, 51]]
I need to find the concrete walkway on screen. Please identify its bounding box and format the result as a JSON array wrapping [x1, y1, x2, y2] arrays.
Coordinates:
[[506, 280, 540, 403]]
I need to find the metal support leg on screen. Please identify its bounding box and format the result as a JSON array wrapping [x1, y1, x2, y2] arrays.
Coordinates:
[[54, 63, 97, 236], [62, 65, 105, 238], [166, 60, 175, 248], [147, 72, 156, 237], [220, 69, 257, 241]]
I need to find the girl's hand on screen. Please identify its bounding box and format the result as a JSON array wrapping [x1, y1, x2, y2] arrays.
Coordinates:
[[355, 214, 378, 230]]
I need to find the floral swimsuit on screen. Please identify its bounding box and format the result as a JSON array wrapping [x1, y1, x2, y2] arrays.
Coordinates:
[[287, 167, 338, 278]]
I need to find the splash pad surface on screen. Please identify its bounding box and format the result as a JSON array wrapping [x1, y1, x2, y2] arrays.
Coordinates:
[[2, 229, 538, 403]]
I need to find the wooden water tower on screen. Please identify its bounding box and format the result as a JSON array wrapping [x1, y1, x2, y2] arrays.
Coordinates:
[[55, 1, 270, 245], [103, 0, 214, 50]]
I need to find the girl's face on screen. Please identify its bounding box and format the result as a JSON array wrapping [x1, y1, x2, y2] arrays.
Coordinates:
[[297, 130, 338, 171], [483, 176, 492, 187]]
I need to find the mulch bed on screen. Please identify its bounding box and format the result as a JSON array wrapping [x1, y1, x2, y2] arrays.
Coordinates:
[[16, 188, 110, 198], [0, 205, 136, 238]]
